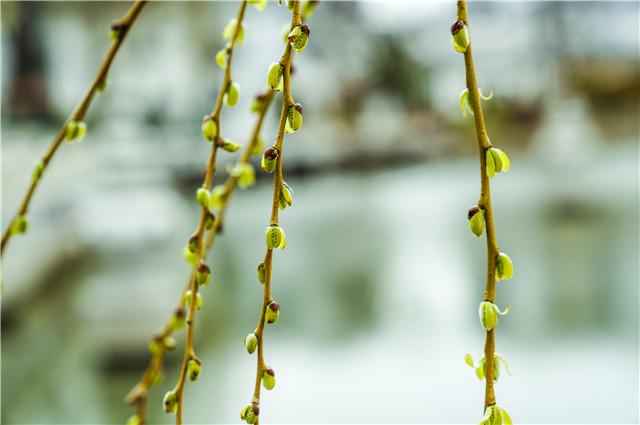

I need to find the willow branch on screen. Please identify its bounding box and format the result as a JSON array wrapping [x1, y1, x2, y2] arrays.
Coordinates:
[[247, 3, 302, 424], [1, 0, 147, 255], [456, 0, 499, 410], [124, 89, 274, 425]]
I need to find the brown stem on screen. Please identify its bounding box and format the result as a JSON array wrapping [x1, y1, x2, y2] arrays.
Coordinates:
[[456, 0, 499, 410], [1, 0, 147, 255], [250, 3, 302, 423], [171, 3, 249, 425], [126, 90, 274, 425]]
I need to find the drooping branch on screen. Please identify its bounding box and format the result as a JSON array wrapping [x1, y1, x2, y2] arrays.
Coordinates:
[[454, 1, 514, 423], [1, 0, 147, 255]]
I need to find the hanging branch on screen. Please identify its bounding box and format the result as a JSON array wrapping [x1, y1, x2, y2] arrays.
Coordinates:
[[453, 1, 514, 424], [1, 0, 147, 256], [240, 1, 312, 424], [157, 2, 254, 423], [124, 89, 274, 425]]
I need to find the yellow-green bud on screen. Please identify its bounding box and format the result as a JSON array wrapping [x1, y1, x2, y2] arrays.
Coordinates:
[[220, 138, 241, 153], [301, 0, 318, 18], [496, 252, 513, 281], [479, 405, 513, 425], [245, 332, 258, 354], [262, 367, 276, 390], [228, 163, 256, 189], [248, 0, 267, 11], [240, 404, 259, 424], [251, 134, 265, 156], [32, 159, 45, 182], [459, 88, 472, 117], [465, 353, 510, 381], [265, 225, 286, 250], [451, 20, 470, 53], [209, 185, 228, 210], [109, 22, 124, 41], [261, 147, 279, 173], [216, 48, 228, 69], [170, 308, 186, 329], [285, 103, 303, 133], [196, 187, 210, 208], [11, 215, 29, 235], [486, 147, 510, 178], [149, 335, 176, 353], [196, 262, 211, 286], [224, 81, 240, 107], [468, 206, 485, 237], [257, 262, 266, 284], [265, 301, 280, 324], [267, 62, 284, 91], [278, 181, 294, 210], [187, 356, 202, 381], [460, 87, 493, 117], [288, 24, 310, 53], [163, 389, 178, 414], [204, 211, 215, 231], [201, 116, 218, 142], [183, 245, 197, 265], [223, 18, 245, 45], [126, 414, 141, 425], [479, 301, 510, 331], [250, 94, 267, 113], [65, 120, 87, 142], [499, 406, 513, 425], [96, 77, 109, 93], [184, 290, 203, 310], [188, 234, 199, 253]]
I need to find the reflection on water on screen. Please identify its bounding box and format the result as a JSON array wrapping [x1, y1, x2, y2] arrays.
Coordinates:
[[2, 137, 637, 423]]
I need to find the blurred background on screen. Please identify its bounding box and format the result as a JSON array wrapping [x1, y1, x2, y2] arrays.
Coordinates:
[[1, 1, 639, 423]]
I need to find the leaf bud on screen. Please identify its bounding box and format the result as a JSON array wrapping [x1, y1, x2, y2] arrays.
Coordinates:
[[261, 147, 279, 173], [265, 224, 286, 250], [196, 187, 211, 209], [451, 20, 470, 53], [267, 62, 284, 91], [201, 115, 218, 142], [262, 367, 276, 390], [285, 103, 303, 133], [245, 332, 258, 354], [163, 389, 178, 414], [224, 81, 240, 107], [278, 181, 294, 210], [288, 24, 310, 52], [65, 120, 87, 142], [196, 262, 211, 286], [479, 301, 510, 331], [495, 252, 514, 281], [265, 301, 280, 324], [257, 262, 266, 284], [468, 205, 485, 237], [184, 290, 203, 310], [187, 356, 202, 381], [11, 214, 29, 235]]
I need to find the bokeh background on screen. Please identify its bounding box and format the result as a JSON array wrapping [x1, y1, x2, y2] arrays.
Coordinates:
[[1, 1, 639, 423]]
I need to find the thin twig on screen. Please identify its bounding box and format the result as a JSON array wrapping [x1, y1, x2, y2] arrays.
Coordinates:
[[125, 88, 274, 424], [172, 3, 249, 424], [1, 0, 147, 255], [456, 0, 500, 410], [248, 3, 302, 424]]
